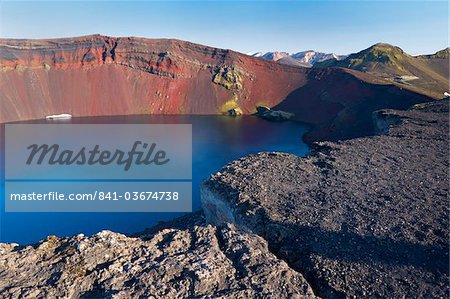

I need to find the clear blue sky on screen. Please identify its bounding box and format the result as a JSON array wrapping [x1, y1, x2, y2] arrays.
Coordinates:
[[0, 1, 448, 55]]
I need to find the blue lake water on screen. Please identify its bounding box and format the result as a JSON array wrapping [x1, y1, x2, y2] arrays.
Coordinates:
[[0, 115, 309, 244]]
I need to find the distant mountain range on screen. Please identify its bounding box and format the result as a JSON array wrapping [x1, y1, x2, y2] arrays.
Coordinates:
[[251, 43, 449, 99], [251, 50, 347, 67]]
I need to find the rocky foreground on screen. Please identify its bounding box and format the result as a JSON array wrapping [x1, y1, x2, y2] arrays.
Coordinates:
[[0, 213, 315, 298], [0, 100, 448, 298], [202, 100, 449, 298]]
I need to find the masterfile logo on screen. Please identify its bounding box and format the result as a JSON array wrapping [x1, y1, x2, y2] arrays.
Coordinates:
[[5, 124, 192, 180], [25, 141, 170, 171], [3, 124, 192, 212]]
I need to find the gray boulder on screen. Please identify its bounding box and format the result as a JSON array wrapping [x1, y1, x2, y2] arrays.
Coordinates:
[[255, 106, 294, 121]]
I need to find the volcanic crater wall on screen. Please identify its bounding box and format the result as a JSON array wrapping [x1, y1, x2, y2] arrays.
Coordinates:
[[0, 35, 308, 123], [0, 35, 435, 141]]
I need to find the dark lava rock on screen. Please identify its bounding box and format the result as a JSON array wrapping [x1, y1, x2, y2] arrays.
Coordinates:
[[0, 212, 316, 298], [1, 100, 447, 298], [202, 100, 449, 298], [226, 107, 243, 117], [255, 106, 295, 121]]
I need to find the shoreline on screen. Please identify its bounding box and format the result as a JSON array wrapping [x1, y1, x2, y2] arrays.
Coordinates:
[[0, 114, 310, 246], [0, 100, 448, 297], [0, 99, 439, 246]]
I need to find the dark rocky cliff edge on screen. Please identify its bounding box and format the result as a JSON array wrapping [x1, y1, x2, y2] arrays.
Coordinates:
[[202, 99, 449, 298], [1, 100, 448, 298]]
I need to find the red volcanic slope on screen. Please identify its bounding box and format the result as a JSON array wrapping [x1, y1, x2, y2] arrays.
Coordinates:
[[0, 35, 308, 122], [274, 67, 433, 141], [0, 35, 434, 141]]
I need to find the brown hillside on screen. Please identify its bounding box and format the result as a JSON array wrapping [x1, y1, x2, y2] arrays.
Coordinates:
[[314, 43, 449, 99]]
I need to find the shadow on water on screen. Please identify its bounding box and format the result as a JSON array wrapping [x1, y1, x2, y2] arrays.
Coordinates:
[[0, 115, 310, 244]]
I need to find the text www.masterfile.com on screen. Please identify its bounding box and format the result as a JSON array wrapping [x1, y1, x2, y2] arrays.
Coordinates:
[[9, 191, 180, 201]]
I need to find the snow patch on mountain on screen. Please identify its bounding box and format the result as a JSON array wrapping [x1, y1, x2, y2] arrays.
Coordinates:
[[251, 50, 347, 67]]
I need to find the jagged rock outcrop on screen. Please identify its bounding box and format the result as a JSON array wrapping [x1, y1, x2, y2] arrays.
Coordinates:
[[212, 66, 243, 91], [226, 107, 243, 117], [0, 213, 316, 298], [202, 100, 449, 298], [255, 106, 294, 121]]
